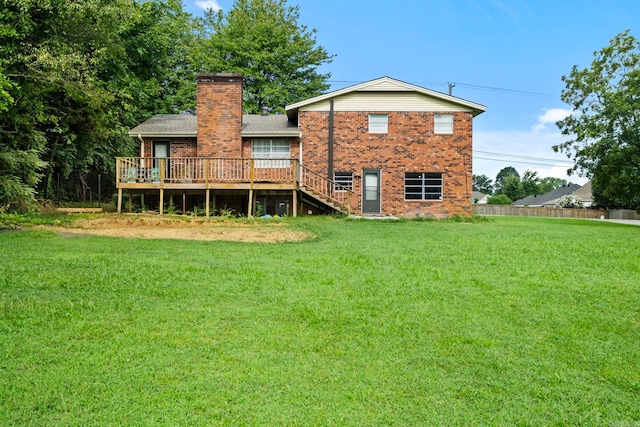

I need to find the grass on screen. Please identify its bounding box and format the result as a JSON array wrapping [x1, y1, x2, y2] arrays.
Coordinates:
[[1, 216, 639, 425]]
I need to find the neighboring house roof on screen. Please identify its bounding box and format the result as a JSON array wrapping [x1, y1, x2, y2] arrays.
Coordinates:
[[285, 76, 487, 122], [512, 184, 582, 206], [472, 191, 490, 204], [572, 180, 594, 204], [128, 114, 300, 138]]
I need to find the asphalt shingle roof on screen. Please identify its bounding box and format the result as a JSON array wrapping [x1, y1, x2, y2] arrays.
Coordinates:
[[512, 184, 581, 206], [128, 114, 300, 138]]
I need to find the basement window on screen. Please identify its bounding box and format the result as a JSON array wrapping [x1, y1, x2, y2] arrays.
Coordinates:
[[369, 114, 388, 133], [334, 172, 353, 191], [405, 172, 443, 200], [434, 114, 453, 134]]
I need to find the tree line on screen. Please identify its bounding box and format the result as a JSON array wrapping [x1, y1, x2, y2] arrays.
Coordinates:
[[473, 167, 571, 205], [0, 0, 332, 211]]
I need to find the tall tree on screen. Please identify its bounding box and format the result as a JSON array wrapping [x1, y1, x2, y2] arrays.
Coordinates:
[[494, 166, 519, 195], [195, 0, 334, 113], [521, 170, 542, 197], [539, 177, 569, 194], [0, 0, 198, 209], [555, 30, 640, 209], [501, 174, 525, 201], [472, 174, 493, 194]]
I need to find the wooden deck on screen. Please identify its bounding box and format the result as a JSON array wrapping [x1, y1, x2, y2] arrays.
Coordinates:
[[115, 157, 352, 216]]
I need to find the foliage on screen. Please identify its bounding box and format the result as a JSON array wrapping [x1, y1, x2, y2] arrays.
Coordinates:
[[486, 193, 513, 205], [472, 174, 493, 195], [195, 0, 334, 113], [555, 194, 584, 209], [0, 0, 199, 210], [555, 30, 640, 209], [539, 176, 569, 194], [501, 174, 524, 201], [494, 166, 519, 194], [2, 217, 639, 425]]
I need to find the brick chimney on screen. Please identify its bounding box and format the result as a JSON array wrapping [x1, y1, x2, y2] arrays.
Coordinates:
[[196, 73, 243, 157]]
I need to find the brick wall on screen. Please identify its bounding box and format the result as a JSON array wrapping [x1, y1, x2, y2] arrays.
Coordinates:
[[299, 110, 474, 218], [141, 138, 197, 158], [196, 73, 243, 157]]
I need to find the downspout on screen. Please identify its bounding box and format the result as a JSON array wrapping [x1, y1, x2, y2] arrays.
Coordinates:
[[328, 100, 334, 182]]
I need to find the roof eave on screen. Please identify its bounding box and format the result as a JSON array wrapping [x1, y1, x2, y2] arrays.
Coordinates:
[[127, 132, 197, 138], [241, 131, 301, 138]]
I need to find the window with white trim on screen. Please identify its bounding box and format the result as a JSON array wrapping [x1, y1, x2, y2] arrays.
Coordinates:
[[251, 139, 290, 167], [434, 114, 453, 134], [369, 114, 388, 133], [405, 172, 443, 200], [334, 172, 353, 191]]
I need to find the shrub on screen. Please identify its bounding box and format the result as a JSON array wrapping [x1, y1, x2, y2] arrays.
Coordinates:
[[487, 194, 513, 205], [555, 194, 584, 208]]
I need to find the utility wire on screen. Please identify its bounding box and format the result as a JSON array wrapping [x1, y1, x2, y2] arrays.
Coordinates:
[[473, 156, 573, 168], [473, 150, 571, 163]]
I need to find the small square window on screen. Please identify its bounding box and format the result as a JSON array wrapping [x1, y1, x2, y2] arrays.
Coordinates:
[[334, 172, 353, 191], [369, 114, 388, 133], [434, 114, 453, 134]]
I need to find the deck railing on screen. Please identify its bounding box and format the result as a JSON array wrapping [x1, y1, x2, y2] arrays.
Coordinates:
[[116, 157, 295, 184], [116, 157, 352, 212], [298, 163, 351, 211]]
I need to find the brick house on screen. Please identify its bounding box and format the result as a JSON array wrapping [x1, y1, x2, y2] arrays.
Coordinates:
[[120, 73, 485, 218]]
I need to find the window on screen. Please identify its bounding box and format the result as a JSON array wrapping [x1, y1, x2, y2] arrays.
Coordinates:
[[252, 139, 290, 167], [369, 114, 388, 133], [405, 172, 443, 200], [334, 172, 353, 191], [434, 114, 453, 134]]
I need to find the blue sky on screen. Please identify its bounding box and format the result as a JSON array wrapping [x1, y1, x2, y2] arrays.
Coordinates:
[[185, 0, 640, 185]]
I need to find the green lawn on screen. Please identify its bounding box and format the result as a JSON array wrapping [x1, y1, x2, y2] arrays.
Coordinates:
[[1, 216, 639, 426]]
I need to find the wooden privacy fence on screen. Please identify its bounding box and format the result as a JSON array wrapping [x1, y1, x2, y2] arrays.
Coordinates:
[[473, 205, 608, 219]]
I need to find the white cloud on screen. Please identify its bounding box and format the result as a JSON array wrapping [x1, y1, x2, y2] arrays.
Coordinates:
[[532, 108, 572, 133], [195, 0, 222, 11]]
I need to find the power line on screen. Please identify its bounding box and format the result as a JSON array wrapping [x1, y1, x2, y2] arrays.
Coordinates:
[[473, 156, 573, 168], [473, 150, 571, 163]]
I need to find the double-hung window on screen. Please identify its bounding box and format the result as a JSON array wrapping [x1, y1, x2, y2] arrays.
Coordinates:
[[334, 172, 353, 191], [252, 139, 290, 168], [405, 172, 443, 200], [434, 114, 453, 134], [369, 114, 388, 133]]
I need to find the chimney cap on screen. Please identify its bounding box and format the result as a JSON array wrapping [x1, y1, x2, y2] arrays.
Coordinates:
[[197, 73, 243, 83]]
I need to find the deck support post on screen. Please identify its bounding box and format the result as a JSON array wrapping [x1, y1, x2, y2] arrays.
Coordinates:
[[248, 189, 253, 218], [292, 190, 297, 217], [117, 188, 123, 213], [159, 188, 164, 215], [205, 189, 210, 217]]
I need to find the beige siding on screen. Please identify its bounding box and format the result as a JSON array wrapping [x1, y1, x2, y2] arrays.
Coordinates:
[[300, 92, 471, 112]]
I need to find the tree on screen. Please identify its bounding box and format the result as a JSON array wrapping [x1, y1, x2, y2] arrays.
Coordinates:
[[501, 174, 524, 201], [0, 0, 198, 209], [521, 170, 542, 197], [472, 174, 493, 195], [539, 177, 569, 194], [555, 30, 640, 209], [494, 166, 519, 195], [195, 0, 334, 113]]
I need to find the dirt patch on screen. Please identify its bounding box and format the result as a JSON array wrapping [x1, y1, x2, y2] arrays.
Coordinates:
[[41, 215, 311, 243]]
